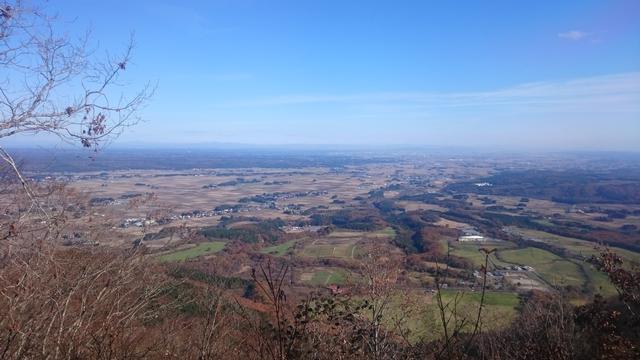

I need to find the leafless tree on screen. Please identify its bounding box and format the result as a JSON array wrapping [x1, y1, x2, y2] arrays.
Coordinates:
[[0, 247, 172, 359], [247, 259, 291, 360], [357, 246, 407, 359], [0, 0, 153, 214], [427, 245, 495, 359]]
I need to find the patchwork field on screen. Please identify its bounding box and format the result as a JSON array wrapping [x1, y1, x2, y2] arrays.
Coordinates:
[[52, 159, 638, 313], [302, 239, 359, 259], [445, 238, 618, 296], [67, 166, 394, 220], [300, 228, 396, 259]]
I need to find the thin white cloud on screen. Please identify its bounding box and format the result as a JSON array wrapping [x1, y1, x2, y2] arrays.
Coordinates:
[[216, 72, 640, 114], [558, 30, 589, 41]]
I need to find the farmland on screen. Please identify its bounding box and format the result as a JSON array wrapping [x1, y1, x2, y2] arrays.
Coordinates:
[[514, 228, 640, 264], [380, 290, 521, 342], [301, 235, 360, 259], [4, 1, 640, 356], [303, 268, 350, 286], [260, 239, 298, 256], [498, 248, 584, 287], [33, 150, 638, 336], [445, 240, 516, 267]]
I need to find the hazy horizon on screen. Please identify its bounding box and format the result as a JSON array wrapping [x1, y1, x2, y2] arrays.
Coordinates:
[[9, 143, 640, 158], [5, 0, 640, 151]]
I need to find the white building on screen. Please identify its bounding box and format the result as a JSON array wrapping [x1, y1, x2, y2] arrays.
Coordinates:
[[458, 235, 486, 242]]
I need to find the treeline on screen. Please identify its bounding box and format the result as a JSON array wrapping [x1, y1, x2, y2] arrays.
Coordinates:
[[309, 209, 385, 231], [16, 148, 393, 172], [398, 192, 471, 210], [377, 200, 457, 255], [481, 212, 640, 252], [445, 169, 640, 204], [169, 266, 254, 294], [3, 236, 639, 359], [199, 219, 287, 244]]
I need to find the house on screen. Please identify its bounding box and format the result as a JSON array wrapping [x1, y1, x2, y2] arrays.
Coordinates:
[[458, 235, 486, 242]]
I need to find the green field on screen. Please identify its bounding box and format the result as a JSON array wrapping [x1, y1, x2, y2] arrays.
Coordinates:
[[304, 228, 393, 260], [158, 241, 226, 262], [445, 240, 516, 267], [517, 228, 640, 265], [380, 290, 520, 342], [422, 290, 521, 340], [327, 230, 363, 238], [305, 268, 349, 286], [327, 227, 396, 239], [260, 239, 297, 256], [441, 290, 521, 307], [449, 243, 489, 267], [441, 237, 620, 297], [502, 228, 637, 296], [498, 247, 585, 287], [302, 240, 358, 259], [369, 227, 397, 238], [581, 262, 617, 296]]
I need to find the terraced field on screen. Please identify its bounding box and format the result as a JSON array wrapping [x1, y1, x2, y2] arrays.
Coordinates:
[[327, 230, 364, 238], [303, 241, 358, 258], [302, 228, 396, 259], [327, 227, 396, 239], [302, 235, 359, 259]]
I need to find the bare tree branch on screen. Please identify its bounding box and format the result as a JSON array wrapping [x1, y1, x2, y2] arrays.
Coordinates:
[[0, 0, 153, 218]]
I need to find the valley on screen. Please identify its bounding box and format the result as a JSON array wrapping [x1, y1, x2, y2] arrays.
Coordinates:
[[26, 151, 639, 336]]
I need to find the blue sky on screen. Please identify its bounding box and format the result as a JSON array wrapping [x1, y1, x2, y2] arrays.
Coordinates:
[[8, 0, 640, 150]]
